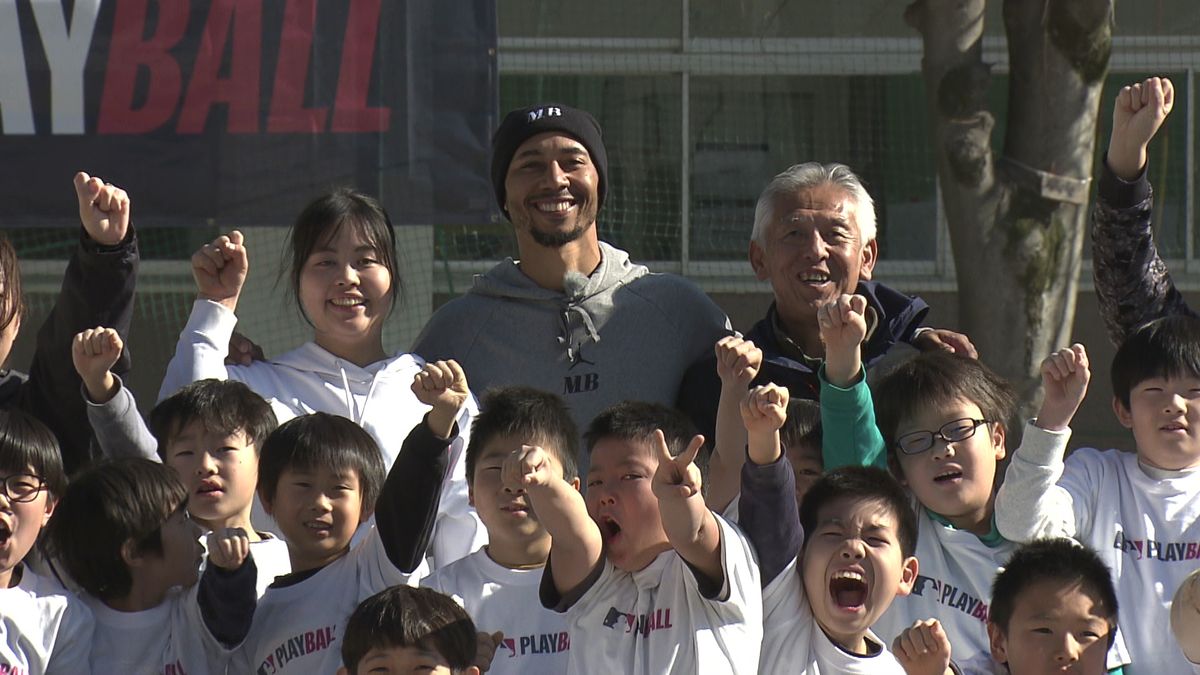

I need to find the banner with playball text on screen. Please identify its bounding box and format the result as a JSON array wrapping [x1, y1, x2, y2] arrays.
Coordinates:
[[0, 0, 498, 227]]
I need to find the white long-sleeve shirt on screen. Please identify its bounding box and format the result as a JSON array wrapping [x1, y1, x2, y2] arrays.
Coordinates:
[[996, 422, 1200, 674]]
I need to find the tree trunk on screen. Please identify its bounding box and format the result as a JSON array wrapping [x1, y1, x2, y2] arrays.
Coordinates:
[[907, 0, 1112, 415]]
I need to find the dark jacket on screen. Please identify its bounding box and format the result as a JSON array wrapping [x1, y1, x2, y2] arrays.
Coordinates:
[[0, 227, 138, 475], [676, 279, 929, 442], [1091, 160, 1195, 347]]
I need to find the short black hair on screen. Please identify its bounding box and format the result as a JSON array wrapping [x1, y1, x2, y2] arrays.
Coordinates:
[[781, 399, 822, 457], [45, 458, 188, 600], [584, 401, 698, 459], [149, 379, 278, 461], [257, 412, 386, 509], [0, 233, 24, 335], [1111, 315, 1200, 408], [285, 188, 402, 324], [799, 466, 918, 558], [0, 409, 66, 499], [873, 351, 1015, 468], [341, 586, 477, 674], [467, 386, 579, 483], [989, 538, 1118, 637]]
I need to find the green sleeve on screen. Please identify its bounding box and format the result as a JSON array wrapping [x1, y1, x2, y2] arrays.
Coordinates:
[[818, 364, 887, 470]]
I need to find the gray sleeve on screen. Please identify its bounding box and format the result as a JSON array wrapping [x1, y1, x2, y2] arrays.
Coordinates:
[[993, 421, 1077, 543], [84, 375, 159, 461]]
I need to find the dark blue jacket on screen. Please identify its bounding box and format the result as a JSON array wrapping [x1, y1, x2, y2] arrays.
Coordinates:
[[676, 279, 929, 442]]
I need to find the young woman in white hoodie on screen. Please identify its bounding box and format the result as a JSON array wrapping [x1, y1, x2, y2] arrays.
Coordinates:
[[158, 189, 484, 573]]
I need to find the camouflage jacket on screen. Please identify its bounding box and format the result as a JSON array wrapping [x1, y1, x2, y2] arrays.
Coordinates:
[[1091, 162, 1195, 346]]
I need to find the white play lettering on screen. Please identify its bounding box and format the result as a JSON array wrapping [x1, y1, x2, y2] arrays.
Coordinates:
[[0, 0, 35, 134], [30, 0, 100, 134]]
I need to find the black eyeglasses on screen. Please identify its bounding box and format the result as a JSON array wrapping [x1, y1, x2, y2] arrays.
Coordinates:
[[0, 473, 46, 503], [895, 418, 991, 456]]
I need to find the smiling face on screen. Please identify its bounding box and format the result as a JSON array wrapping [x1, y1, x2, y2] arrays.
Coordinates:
[[1114, 375, 1200, 470], [0, 466, 53, 589], [800, 495, 917, 652], [470, 435, 577, 566], [584, 437, 670, 573], [298, 223, 393, 363], [749, 183, 877, 337], [892, 398, 1005, 535], [504, 132, 600, 250], [989, 580, 1112, 675], [163, 422, 258, 532], [264, 465, 369, 571]]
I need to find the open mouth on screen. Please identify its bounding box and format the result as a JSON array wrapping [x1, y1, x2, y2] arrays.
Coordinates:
[[933, 469, 963, 483], [0, 521, 10, 546], [599, 515, 622, 541], [304, 520, 333, 535], [798, 272, 831, 284], [829, 570, 868, 610], [530, 192, 578, 215], [330, 297, 366, 308]]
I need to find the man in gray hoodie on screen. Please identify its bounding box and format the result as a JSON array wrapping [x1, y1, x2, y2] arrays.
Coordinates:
[[413, 103, 729, 469]]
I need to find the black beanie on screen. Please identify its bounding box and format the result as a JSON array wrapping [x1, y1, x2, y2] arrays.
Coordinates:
[[491, 103, 608, 219]]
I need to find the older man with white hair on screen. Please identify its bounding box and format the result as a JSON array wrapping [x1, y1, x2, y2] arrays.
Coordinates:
[[678, 162, 973, 440]]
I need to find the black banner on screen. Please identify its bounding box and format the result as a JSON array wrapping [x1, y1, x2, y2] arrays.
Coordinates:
[[1, 0, 498, 227]]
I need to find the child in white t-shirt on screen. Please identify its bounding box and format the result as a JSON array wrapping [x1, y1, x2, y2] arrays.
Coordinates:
[[518, 401, 761, 675], [45, 457, 256, 674], [338, 586, 485, 675], [957, 538, 1118, 675], [231, 360, 469, 674], [0, 410, 93, 675], [74, 332, 291, 596], [422, 386, 578, 675], [738, 381, 922, 674], [997, 316, 1200, 674]]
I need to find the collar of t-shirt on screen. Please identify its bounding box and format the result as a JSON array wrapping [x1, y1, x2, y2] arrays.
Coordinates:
[[825, 629, 884, 658], [269, 565, 322, 589], [925, 508, 1006, 548], [1138, 460, 1200, 481], [771, 305, 879, 364]]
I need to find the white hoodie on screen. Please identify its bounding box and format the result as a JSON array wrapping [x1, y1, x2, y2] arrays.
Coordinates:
[[160, 299, 485, 570]]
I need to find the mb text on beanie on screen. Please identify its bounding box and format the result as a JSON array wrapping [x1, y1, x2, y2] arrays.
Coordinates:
[[490, 103, 609, 218]]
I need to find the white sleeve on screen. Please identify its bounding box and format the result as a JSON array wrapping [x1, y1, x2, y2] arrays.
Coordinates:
[[994, 421, 1079, 542], [359, 524, 423, 593], [158, 299, 238, 401], [705, 515, 761, 610], [45, 596, 93, 675], [429, 394, 487, 569]]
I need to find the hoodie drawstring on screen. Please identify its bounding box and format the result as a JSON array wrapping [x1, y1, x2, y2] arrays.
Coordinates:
[[335, 360, 381, 425], [559, 300, 601, 364]]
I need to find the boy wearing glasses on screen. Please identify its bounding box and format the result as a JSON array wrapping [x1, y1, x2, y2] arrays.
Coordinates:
[[0, 409, 93, 674], [814, 294, 1129, 671]]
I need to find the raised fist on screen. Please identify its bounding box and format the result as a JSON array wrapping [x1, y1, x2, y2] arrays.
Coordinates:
[[74, 172, 130, 246], [192, 231, 248, 309], [206, 527, 251, 571]]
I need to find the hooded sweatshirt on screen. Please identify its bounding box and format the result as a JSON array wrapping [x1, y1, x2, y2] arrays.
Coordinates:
[[412, 241, 730, 473], [159, 299, 485, 571]]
